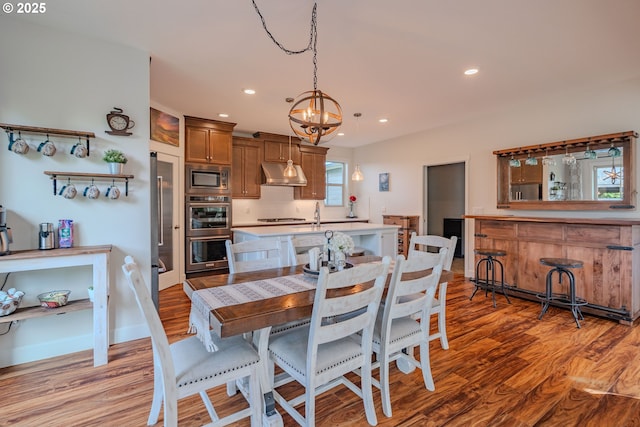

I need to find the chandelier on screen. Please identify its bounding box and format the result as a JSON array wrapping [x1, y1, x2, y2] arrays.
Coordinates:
[[252, 1, 342, 145]]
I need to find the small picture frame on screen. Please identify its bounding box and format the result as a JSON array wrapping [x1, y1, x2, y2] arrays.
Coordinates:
[[150, 107, 180, 147], [379, 172, 389, 192]]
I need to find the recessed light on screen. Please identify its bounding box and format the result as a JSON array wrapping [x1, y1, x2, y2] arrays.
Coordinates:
[[337, 132, 345, 136], [464, 68, 479, 75], [243, 88, 256, 95], [218, 113, 229, 118], [378, 118, 388, 123]]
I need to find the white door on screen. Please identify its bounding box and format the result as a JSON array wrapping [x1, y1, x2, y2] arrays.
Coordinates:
[[157, 152, 182, 290]]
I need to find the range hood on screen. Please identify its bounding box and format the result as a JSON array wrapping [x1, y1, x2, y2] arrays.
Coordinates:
[[261, 162, 308, 186]]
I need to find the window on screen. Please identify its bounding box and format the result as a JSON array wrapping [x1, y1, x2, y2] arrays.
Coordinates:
[[594, 165, 623, 200], [325, 161, 345, 206]]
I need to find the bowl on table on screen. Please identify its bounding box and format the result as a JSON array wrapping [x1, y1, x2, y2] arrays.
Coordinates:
[[37, 290, 71, 308]]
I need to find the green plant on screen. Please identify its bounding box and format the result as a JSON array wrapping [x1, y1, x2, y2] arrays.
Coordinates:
[[102, 149, 128, 164]]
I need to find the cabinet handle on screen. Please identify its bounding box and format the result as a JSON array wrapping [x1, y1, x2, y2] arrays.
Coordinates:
[[474, 233, 487, 238], [606, 245, 634, 251]]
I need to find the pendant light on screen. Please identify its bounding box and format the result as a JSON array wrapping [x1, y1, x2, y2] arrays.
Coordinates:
[[352, 165, 364, 181], [283, 135, 297, 177], [351, 113, 364, 181], [251, 1, 342, 145]]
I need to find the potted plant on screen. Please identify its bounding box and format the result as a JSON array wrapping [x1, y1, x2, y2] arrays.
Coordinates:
[[103, 149, 127, 174]]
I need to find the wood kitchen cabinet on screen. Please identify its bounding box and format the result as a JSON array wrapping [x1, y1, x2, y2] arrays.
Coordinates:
[[231, 137, 262, 199], [509, 163, 542, 184], [294, 145, 328, 200], [253, 131, 301, 164], [184, 116, 236, 165], [467, 215, 640, 324], [382, 215, 419, 256]]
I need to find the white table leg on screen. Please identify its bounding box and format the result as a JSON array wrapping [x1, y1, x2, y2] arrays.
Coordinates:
[[254, 327, 283, 427]]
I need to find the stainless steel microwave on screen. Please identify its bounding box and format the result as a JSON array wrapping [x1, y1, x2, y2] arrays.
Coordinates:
[[186, 164, 230, 194]]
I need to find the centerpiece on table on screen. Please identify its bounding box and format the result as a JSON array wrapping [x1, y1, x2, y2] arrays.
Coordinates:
[[347, 195, 357, 218], [326, 231, 355, 271]]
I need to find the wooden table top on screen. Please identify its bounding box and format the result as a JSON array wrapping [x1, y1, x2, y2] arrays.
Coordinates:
[[184, 255, 453, 338]]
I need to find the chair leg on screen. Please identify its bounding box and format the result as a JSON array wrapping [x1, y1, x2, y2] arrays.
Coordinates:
[[361, 358, 378, 426], [437, 283, 449, 350], [380, 352, 392, 418], [306, 380, 316, 427], [419, 341, 435, 392], [148, 356, 163, 425]]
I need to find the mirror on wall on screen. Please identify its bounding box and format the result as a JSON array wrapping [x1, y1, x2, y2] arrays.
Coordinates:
[[495, 131, 636, 210]]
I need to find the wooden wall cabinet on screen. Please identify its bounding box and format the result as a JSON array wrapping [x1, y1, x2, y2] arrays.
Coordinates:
[[231, 137, 262, 199], [294, 145, 328, 200], [253, 131, 301, 164], [509, 163, 542, 184], [468, 215, 640, 324], [184, 116, 236, 165], [382, 215, 419, 256]]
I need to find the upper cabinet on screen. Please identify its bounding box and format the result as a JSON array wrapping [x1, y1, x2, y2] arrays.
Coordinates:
[[185, 116, 236, 165], [254, 132, 301, 164], [495, 131, 637, 210], [232, 136, 262, 199], [294, 145, 328, 200]]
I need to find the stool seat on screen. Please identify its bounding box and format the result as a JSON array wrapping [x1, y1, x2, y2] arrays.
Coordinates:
[[540, 258, 583, 269], [475, 248, 507, 257]]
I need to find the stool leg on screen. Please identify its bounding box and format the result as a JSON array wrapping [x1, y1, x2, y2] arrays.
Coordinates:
[[489, 256, 497, 308], [566, 270, 582, 328], [471, 258, 485, 301], [494, 259, 511, 304], [538, 268, 554, 320]]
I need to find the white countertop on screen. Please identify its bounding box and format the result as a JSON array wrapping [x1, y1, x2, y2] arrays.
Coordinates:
[[232, 217, 369, 227], [232, 222, 399, 237]]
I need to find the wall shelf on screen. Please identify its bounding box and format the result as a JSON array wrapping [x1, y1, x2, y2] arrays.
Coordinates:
[[44, 171, 134, 196], [1, 123, 95, 155], [0, 299, 92, 324]]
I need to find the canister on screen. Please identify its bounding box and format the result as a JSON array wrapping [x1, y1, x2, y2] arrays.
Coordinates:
[[39, 222, 55, 250]]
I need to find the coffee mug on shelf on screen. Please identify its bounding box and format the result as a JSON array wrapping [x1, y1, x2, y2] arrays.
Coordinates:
[[9, 136, 29, 154], [83, 184, 100, 199], [58, 184, 77, 199], [70, 142, 88, 158], [37, 139, 56, 156], [105, 185, 121, 200]]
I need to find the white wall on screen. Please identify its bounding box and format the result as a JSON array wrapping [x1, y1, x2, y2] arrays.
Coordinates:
[[0, 19, 151, 366], [353, 76, 640, 274]]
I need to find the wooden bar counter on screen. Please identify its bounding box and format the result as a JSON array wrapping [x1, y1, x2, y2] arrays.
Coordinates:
[[465, 215, 640, 324]]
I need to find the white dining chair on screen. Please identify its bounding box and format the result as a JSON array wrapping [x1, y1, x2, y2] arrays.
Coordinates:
[[371, 254, 443, 417], [287, 234, 327, 266], [407, 232, 458, 349], [121, 256, 262, 427], [225, 237, 282, 273], [267, 257, 391, 427]]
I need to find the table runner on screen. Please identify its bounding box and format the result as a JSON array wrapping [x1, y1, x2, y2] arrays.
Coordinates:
[[188, 273, 318, 351]]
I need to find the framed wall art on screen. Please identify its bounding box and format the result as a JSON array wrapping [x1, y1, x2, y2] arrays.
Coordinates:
[[150, 107, 180, 147], [379, 172, 389, 192]]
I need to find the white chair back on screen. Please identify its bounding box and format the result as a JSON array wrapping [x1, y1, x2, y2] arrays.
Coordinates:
[[225, 237, 282, 273], [408, 232, 458, 271], [287, 234, 327, 266]]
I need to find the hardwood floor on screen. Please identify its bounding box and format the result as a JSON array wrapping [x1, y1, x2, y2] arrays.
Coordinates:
[[1, 273, 639, 426]]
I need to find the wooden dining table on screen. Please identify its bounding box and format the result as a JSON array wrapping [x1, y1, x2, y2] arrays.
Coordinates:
[[183, 255, 452, 426]]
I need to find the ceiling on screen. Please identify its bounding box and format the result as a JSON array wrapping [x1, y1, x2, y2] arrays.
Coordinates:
[[19, 0, 640, 147]]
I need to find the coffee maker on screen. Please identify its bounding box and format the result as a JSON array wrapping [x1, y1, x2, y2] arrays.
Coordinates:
[[0, 205, 12, 256]]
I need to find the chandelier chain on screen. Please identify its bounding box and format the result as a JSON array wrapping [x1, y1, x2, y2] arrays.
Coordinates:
[[251, 0, 317, 56]]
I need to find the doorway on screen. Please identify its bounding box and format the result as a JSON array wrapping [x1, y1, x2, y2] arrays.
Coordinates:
[[423, 162, 466, 273]]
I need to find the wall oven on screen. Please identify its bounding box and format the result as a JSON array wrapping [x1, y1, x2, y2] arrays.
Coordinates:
[[186, 164, 230, 194], [185, 194, 231, 273]]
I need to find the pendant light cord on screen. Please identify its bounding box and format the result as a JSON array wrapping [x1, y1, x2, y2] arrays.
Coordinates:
[[251, 1, 319, 88]]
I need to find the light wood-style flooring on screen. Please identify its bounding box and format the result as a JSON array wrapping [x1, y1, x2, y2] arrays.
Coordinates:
[[1, 273, 639, 426]]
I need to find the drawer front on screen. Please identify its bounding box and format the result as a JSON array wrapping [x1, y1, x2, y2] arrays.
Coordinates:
[[566, 224, 621, 245], [383, 216, 408, 227], [518, 223, 563, 241], [477, 221, 516, 239]]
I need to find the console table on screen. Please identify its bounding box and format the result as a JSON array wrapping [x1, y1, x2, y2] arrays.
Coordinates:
[[0, 245, 112, 366]]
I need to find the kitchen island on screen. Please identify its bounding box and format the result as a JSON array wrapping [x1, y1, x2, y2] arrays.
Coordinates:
[[232, 222, 399, 265]]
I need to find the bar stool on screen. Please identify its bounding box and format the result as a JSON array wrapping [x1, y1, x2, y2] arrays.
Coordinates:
[[471, 248, 511, 308], [538, 258, 587, 328]]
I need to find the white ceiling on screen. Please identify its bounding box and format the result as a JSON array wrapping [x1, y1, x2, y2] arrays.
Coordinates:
[[18, 0, 640, 147]]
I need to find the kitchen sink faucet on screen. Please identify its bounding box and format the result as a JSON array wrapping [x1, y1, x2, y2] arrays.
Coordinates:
[[314, 202, 321, 227]]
